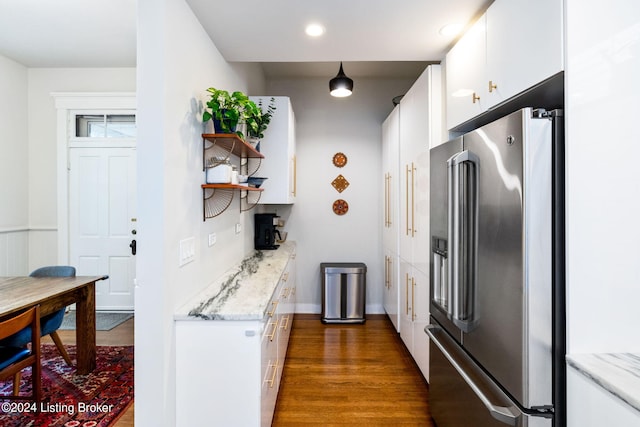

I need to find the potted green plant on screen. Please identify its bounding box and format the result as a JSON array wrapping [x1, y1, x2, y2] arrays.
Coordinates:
[[244, 97, 276, 141], [202, 88, 250, 136]]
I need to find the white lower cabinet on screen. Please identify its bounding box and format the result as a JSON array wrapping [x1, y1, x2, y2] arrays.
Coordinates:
[[567, 366, 640, 427], [176, 255, 296, 427], [399, 260, 430, 381], [383, 250, 399, 331]]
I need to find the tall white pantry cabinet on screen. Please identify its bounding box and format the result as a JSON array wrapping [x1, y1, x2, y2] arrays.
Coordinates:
[[382, 65, 442, 382]]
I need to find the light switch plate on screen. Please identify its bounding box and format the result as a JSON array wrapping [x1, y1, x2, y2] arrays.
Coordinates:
[[208, 233, 217, 247], [235, 223, 242, 234], [179, 237, 195, 266]]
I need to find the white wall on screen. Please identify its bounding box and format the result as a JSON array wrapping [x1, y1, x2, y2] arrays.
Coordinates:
[[136, 0, 265, 425], [26, 68, 136, 271], [565, 0, 640, 354], [0, 54, 29, 274], [266, 76, 417, 314]]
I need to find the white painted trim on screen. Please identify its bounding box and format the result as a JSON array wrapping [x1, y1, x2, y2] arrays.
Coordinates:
[[52, 92, 137, 266], [52, 92, 136, 110], [0, 228, 29, 234]]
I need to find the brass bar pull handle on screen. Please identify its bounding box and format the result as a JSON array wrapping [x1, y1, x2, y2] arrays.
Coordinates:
[[264, 361, 278, 388], [412, 276, 416, 321], [472, 92, 480, 104], [268, 300, 279, 317], [412, 163, 416, 236], [266, 321, 278, 341], [280, 315, 290, 331], [405, 165, 410, 235], [292, 156, 297, 196], [406, 273, 410, 315], [387, 173, 392, 226], [489, 80, 498, 93], [385, 174, 388, 227]]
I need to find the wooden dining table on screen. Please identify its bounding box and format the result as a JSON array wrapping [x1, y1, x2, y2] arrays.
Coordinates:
[[0, 275, 107, 374]]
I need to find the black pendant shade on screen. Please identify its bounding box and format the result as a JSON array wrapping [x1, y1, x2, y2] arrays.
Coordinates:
[[329, 62, 354, 97]]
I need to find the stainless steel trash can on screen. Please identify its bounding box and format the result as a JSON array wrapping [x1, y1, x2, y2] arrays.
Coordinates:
[[321, 263, 366, 324]]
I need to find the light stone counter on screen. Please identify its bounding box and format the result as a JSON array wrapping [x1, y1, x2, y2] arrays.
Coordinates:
[[174, 241, 295, 321], [567, 353, 640, 414]]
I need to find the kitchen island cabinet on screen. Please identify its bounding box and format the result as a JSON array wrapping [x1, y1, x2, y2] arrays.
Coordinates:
[[175, 242, 296, 427], [566, 354, 640, 426]]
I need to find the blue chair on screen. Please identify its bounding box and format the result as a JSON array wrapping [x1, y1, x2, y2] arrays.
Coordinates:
[[0, 305, 41, 402], [0, 266, 74, 366]]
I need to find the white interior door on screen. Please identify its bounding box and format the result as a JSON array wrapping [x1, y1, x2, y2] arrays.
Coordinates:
[[69, 147, 136, 310]]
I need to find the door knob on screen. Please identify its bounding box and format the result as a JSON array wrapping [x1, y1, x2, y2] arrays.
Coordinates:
[[130, 239, 137, 255]]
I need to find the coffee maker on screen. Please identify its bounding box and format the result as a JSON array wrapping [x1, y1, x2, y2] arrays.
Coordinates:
[[254, 213, 281, 250]]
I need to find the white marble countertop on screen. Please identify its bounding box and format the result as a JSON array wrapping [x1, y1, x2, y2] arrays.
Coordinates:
[[174, 241, 295, 321], [567, 353, 640, 413]]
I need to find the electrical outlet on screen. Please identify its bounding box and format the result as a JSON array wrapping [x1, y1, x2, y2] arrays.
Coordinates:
[[208, 233, 217, 247], [179, 237, 195, 266], [235, 223, 242, 234]]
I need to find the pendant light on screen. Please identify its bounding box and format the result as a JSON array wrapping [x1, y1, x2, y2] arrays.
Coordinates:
[[329, 62, 354, 97]]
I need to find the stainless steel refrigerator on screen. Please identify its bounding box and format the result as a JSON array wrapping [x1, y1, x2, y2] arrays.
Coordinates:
[[426, 108, 565, 427]]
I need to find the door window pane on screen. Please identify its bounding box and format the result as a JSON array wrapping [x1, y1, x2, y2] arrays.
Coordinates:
[[75, 114, 136, 138]]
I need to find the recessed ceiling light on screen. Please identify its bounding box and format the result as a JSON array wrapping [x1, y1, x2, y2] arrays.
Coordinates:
[[439, 23, 464, 37], [305, 24, 325, 37]]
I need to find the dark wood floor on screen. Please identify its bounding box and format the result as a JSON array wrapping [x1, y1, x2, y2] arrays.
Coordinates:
[[272, 314, 435, 427]]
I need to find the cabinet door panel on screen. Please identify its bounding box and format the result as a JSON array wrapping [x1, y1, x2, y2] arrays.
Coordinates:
[[383, 251, 400, 331], [486, 0, 563, 107], [382, 106, 400, 252], [252, 96, 296, 204], [412, 268, 430, 381], [399, 259, 414, 352], [446, 15, 487, 129]]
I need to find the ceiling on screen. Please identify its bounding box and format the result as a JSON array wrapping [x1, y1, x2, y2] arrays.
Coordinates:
[[0, 0, 491, 77]]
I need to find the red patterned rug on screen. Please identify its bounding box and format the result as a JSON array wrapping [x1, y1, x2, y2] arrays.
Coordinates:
[[0, 345, 133, 427]]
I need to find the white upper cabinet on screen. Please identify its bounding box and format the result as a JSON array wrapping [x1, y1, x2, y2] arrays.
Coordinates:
[[485, 0, 564, 108], [446, 15, 487, 129], [446, 0, 564, 129], [252, 96, 296, 204]]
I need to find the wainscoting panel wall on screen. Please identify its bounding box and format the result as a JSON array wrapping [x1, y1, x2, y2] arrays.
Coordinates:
[[0, 229, 29, 275]]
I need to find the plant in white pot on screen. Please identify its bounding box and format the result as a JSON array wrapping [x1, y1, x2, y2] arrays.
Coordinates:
[[243, 97, 276, 149]]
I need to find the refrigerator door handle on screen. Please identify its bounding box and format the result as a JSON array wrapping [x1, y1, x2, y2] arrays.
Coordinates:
[[447, 150, 479, 332], [425, 325, 520, 426]]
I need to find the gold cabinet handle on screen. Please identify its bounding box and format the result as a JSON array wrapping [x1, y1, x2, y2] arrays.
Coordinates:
[[406, 273, 410, 315], [263, 361, 278, 388], [411, 163, 416, 236], [384, 256, 389, 289], [472, 92, 481, 104], [411, 276, 416, 321], [268, 300, 279, 317], [292, 156, 297, 196], [405, 165, 410, 235], [387, 173, 392, 227], [489, 80, 498, 93], [265, 321, 278, 341], [280, 315, 290, 331], [282, 272, 289, 282], [384, 173, 389, 227]]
